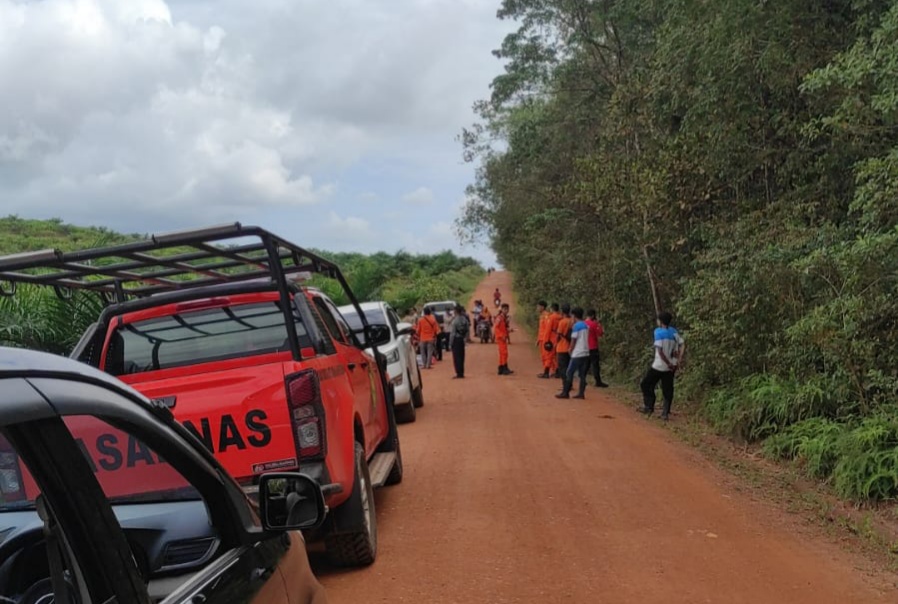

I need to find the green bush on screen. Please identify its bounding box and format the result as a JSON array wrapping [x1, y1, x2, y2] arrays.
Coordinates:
[[832, 412, 898, 501], [763, 417, 847, 479], [704, 374, 848, 442], [762, 410, 898, 501]]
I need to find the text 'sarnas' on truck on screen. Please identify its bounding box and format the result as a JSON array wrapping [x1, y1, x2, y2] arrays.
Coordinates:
[[0, 223, 404, 567]]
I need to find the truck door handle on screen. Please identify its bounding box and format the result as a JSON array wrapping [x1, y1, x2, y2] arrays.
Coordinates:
[[347, 363, 356, 371]]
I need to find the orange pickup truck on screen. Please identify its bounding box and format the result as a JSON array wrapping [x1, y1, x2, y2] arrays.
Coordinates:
[[0, 224, 403, 567]]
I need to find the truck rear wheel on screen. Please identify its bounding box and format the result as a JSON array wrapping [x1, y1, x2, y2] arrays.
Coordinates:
[[325, 443, 377, 567]]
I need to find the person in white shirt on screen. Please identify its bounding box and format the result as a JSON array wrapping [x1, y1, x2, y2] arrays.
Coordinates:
[[556, 307, 591, 399], [638, 311, 685, 420]]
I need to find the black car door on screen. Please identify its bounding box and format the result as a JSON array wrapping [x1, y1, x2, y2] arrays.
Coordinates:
[[162, 536, 291, 603], [47, 411, 294, 604]]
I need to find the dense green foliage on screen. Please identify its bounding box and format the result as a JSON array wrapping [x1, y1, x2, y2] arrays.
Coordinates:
[[0, 216, 482, 353], [462, 0, 898, 501]]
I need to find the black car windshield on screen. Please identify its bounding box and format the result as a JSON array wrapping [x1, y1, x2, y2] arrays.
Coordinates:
[[107, 301, 312, 375], [341, 309, 387, 346], [0, 419, 201, 512]]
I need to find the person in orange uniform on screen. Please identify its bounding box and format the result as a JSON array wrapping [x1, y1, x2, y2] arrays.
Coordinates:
[[547, 303, 562, 377], [415, 307, 441, 369], [554, 304, 573, 379], [495, 303, 514, 375], [536, 301, 553, 378]]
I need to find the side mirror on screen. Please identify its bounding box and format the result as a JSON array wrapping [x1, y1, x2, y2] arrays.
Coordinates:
[[365, 323, 392, 348], [396, 322, 414, 337], [259, 473, 326, 531]]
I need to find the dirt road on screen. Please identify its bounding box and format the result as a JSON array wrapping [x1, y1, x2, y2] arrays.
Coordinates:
[[319, 272, 897, 603]]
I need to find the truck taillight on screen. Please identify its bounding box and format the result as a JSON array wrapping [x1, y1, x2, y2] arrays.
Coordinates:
[[285, 370, 327, 461], [0, 442, 24, 503]]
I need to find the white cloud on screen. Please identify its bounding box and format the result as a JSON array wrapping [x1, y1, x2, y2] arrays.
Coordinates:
[[0, 0, 513, 268], [327, 211, 370, 235], [401, 187, 436, 205]]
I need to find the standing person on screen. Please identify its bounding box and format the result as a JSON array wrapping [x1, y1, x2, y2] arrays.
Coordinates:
[[403, 306, 419, 324], [547, 303, 562, 377], [638, 312, 686, 420], [472, 300, 484, 338], [415, 307, 440, 369], [494, 303, 514, 375], [554, 304, 573, 379], [556, 308, 590, 399], [536, 301, 553, 378], [479, 304, 492, 342], [586, 309, 609, 387], [449, 304, 470, 379]]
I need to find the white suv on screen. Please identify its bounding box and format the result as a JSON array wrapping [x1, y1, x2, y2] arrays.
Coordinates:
[[339, 301, 424, 423]]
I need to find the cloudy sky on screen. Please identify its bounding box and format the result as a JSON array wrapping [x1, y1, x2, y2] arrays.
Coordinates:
[[0, 0, 513, 265]]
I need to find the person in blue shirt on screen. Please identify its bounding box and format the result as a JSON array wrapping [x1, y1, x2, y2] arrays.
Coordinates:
[[556, 307, 591, 399], [638, 311, 685, 420]]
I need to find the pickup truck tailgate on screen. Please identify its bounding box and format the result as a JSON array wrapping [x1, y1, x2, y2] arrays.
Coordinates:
[[122, 362, 298, 481]]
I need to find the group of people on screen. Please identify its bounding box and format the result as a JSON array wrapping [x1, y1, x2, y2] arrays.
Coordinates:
[[410, 290, 686, 421], [536, 302, 609, 400], [412, 290, 514, 379]]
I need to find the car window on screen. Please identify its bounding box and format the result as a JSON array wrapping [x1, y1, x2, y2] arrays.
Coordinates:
[[387, 308, 401, 331], [324, 299, 354, 343], [306, 301, 337, 355], [4, 417, 202, 508], [0, 430, 88, 602], [312, 297, 348, 345], [0, 423, 147, 604], [107, 301, 312, 375], [341, 308, 387, 346]]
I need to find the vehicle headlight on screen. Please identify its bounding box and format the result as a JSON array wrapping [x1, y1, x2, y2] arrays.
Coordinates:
[[385, 348, 401, 364]]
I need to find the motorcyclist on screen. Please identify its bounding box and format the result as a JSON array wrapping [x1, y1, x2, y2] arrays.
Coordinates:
[[472, 300, 484, 338], [493, 288, 502, 308]]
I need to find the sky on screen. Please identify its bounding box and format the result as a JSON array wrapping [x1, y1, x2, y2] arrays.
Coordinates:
[[0, 0, 514, 266]]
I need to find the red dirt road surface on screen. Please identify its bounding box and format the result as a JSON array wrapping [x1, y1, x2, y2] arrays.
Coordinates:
[[319, 272, 897, 603]]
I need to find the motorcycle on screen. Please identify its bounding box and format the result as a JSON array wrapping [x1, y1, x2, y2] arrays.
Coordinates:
[[476, 318, 493, 344]]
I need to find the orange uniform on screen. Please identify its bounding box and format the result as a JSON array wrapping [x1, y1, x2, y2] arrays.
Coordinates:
[[416, 314, 440, 343], [537, 310, 553, 371], [555, 317, 572, 354], [494, 312, 510, 366], [547, 311, 562, 372]]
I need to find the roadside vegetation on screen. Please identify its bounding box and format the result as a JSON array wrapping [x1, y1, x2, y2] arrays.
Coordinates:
[[0, 215, 482, 353], [460, 1, 898, 503]]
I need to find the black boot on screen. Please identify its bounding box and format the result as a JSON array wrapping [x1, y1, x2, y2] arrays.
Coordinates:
[[501, 365, 514, 375], [537, 370, 550, 378]]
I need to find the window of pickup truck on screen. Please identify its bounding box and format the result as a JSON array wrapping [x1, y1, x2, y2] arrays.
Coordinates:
[[107, 301, 313, 375]]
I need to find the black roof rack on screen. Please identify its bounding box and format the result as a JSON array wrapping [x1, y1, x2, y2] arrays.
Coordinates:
[[0, 222, 349, 303]]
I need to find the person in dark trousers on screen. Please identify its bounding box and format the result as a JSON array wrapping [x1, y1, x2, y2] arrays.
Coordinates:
[[638, 311, 685, 420], [586, 309, 609, 387], [449, 304, 471, 379], [556, 308, 590, 399]]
